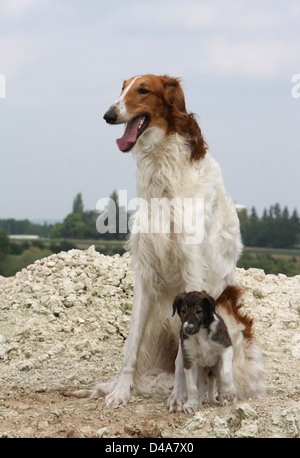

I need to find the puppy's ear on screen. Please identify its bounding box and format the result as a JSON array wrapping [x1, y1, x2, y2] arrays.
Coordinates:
[[203, 292, 216, 312], [172, 293, 185, 316]]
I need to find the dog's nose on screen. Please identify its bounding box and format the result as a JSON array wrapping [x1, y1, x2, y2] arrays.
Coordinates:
[[183, 322, 195, 334], [103, 108, 118, 124]]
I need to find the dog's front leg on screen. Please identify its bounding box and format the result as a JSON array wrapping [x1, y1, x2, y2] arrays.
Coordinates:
[[167, 340, 187, 412], [183, 363, 199, 414], [217, 346, 236, 406], [105, 274, 152, 407]]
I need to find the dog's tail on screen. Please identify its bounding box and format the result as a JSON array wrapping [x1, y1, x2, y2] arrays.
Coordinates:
[[60, 379, 118, 399], [134, 369, 174, 395], [216, 285, 266, 399]]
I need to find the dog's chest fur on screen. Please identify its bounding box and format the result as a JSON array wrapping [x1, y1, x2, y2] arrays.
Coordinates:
[[128, 130, 224, 296], [182, 316, 232, 370]]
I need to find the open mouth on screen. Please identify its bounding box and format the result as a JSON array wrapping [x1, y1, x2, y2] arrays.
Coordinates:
[[116, 114, 150, 152]]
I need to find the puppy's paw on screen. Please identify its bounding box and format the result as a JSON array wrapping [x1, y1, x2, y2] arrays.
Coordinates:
[[167, 389, 187, 413], [183, 401, 198, 414]]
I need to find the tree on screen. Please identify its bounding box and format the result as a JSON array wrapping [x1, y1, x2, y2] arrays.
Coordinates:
[[50, 213, 86, 239], [0, 230, 11, 275], [73, 192, 84, 215], [62, 213, 86, 238], [291, 208, 300, 224], [282, 206, 289, 219], [250, 206, 258, 221], [273, 202, 282, 219], [0, 230, 10, 259]]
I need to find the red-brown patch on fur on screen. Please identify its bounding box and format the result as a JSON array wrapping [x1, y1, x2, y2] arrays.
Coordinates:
[[216, 285, 254, 339]]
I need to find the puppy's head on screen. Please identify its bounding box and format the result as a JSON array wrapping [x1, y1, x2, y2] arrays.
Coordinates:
[[172, 291, 216, 336]]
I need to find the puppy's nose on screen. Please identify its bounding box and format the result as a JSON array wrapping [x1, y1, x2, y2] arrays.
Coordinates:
[[103, 108, 118, 124], [183, 323, 195, 334]]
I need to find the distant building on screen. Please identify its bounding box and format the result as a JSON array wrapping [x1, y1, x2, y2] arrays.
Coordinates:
[[9, 235, 40, 240], [234, 201, 248, 213]]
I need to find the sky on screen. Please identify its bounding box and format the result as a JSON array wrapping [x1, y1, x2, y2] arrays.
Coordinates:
[[0, 0, 299, 222]]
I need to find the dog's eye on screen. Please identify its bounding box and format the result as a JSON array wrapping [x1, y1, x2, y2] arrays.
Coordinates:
[[181, 307, 187, 315], [138, 87, 150, 95], [195, 308, 202, 315]]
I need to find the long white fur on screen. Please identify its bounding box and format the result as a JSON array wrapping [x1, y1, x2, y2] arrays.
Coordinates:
[[86, 122, 265, 408]]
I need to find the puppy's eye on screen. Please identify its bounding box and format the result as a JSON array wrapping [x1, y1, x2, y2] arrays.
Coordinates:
[[181, 307, 187, 315], [195, 308, 202, 315], [138, 87, 150, 95]]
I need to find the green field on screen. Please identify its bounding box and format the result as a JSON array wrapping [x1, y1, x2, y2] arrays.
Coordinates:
[[244, 246, 300, 259]]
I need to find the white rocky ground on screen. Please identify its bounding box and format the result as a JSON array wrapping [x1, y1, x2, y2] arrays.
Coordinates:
[[0, 246, 299, 438]]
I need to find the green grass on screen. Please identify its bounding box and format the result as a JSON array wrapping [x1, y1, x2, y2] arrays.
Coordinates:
[[244, 247, 300, 258]]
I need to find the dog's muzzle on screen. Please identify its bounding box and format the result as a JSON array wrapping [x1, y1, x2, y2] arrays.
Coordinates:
[[183, 322, 197, 335], [103, 108, 118, 124]]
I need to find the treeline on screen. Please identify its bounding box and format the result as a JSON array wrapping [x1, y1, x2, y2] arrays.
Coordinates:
[[0, 192, 126, 241], [1, 194, 300, 277], [238, 204, 300, 248], [2, 195, 299, 248], [0, 218, 53, 237]]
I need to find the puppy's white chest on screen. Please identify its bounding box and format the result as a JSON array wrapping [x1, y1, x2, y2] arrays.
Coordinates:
[[185, 330, 220, 368]]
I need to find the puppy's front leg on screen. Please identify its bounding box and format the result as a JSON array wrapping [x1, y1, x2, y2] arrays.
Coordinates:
[[183, 363, 199, 414], [105, 273, 152, 407], [167, 340, 187, 412]]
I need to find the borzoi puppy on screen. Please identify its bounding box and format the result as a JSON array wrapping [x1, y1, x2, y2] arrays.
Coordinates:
[[172, 290, 236, 413]]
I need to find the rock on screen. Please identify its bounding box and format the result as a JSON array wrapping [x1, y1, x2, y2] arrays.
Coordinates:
[[0, 334, 6, 358], [252, 288, 263, 298], [96, 427, 111, 438]]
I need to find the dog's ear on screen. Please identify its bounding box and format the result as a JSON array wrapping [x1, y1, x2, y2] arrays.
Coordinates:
[[160, 75, 207, 162], [204, 294, 216, 312], [172, 293, 185, 316], [161, 75, 187, 113]]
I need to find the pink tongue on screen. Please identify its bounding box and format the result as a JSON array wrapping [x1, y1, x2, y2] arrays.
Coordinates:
[[117, 116, 142, 152]]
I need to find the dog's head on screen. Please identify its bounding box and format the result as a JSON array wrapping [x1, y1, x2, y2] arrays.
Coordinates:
[[103, 74, 207, 160], [172, 291, 216, 336]]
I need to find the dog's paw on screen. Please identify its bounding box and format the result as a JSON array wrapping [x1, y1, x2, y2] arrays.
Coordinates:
[[167, 390, 187, 413], [183, 401, 198, 414], [105, 384, 132, 407]]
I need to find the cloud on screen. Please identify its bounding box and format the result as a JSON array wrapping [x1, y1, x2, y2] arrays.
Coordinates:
[[119, 1, 284, 33], [0, 33, 39, 78], [107, 0, 299, 80], [0, 0, 43, 18], [203, 36, 298, 79], [127, 2, 216, 31]]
